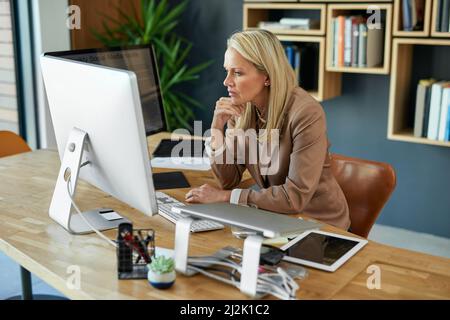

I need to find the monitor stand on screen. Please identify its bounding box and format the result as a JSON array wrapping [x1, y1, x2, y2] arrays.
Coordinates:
[[174, 217, 264, 298], [49, 127, 130, 235]]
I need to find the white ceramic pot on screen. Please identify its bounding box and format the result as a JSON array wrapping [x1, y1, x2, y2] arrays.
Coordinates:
[[147, 269, 176, 289]]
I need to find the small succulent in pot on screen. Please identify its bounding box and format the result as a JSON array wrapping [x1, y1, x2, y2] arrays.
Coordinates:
[[147, 256, 176, 289]]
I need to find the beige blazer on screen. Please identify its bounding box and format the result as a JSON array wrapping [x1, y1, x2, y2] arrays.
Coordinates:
[[210, 87, 351, 230]]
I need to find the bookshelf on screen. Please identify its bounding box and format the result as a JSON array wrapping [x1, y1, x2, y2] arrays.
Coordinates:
[[388, 38, 450, 147], [300, 1, 393, 2], [431, 0, 450, 37], [243, 3, 327, 36], [326, 3, 392, 74], [244, 0, 297, 2], [243, 1, 449, 146], [393, 0, 432, 37], [278, 35, 342, 101]]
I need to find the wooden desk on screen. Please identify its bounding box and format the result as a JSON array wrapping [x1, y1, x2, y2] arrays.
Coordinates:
[[1, 133, 449, 299]]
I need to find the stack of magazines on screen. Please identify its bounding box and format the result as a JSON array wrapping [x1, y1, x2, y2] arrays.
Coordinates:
[[258, 18, 320, 31]]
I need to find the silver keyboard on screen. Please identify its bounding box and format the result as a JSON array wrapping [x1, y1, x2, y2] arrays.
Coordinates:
[[156, 191, 224, 232]]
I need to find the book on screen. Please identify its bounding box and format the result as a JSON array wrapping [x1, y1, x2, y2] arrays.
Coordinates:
[[294, 46, 300, 84], [414, 0, 425, 30], [351, 17, 364, 67], [438, 85, 450, 141], [358, 23, 367, 67], [366, 26, 384, 67], [258, 21, 296, 30], [422, 81, 434, 137], [446, 104, 450, 141], [411, 0, 418, 30], [344, 17, 352, 67], [402, 0, 413, 31], [427, 81, 446, 140], [279, 18, 311, 26], [414, 79, 436, 137], [279, 18, 320, 29], [441, 0, 450, 32], [332, 18, 338, 66], [286, 45, 294, 68], [351, 21, 359, 67], [436, 0, 442, 31], [338, 16, 345, 67]]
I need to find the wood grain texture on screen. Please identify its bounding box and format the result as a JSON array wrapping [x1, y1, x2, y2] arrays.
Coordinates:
[[0, 133, 449, 299]]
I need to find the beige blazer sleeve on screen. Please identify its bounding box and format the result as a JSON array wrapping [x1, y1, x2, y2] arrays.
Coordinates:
[[209, 118, 246, 190], [238, 102, 328, 214]]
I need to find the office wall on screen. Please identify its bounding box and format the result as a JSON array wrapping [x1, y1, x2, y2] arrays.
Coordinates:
[[174, 0, 450, 238]]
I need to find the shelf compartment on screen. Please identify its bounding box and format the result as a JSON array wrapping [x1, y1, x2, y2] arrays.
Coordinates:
[[388, 38, 450, 147], [431, 0, 450, 37], [393, 0, 432, 37], [300, 0, 393, 2], [278, 35, 342, 101], [326, 3, 392, 74], [243, 3, 327, 36], [244, 0, 297, 2]]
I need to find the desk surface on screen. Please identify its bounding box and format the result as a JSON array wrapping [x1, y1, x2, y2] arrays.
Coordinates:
[[0, 133, 449, 300]]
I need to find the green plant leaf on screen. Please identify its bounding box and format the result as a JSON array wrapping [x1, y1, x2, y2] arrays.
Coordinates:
[[184, 60, 214, 77], [158, 0, 187, 27], [176, 91, 204, 109], [165, 65, 188, 91]]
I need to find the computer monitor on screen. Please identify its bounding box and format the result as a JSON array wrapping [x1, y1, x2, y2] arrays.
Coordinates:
[[40, 54, 158, 234], [44, 45, 166, 135]]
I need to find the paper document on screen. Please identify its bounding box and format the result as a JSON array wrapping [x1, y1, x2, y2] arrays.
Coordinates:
[[151, 157, 211, 171]]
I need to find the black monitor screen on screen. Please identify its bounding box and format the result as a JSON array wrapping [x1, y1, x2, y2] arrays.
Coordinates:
[[45, 46, 166, 135]]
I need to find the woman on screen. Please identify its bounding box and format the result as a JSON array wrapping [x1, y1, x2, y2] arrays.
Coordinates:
[[185, 30, 350, 230]]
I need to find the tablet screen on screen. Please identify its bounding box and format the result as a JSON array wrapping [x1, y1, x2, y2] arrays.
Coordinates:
[[285, 232, 360, 266]]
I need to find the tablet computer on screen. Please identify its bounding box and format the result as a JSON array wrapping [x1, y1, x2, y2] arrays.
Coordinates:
[[280, 230, 368, 272]]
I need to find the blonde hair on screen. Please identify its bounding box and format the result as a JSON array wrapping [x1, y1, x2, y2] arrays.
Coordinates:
[[227, 29, 297, 139]]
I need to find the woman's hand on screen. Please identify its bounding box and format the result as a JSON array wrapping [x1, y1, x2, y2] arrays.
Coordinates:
[[211, 97, 245, 130], [185, 184, 232, 204]]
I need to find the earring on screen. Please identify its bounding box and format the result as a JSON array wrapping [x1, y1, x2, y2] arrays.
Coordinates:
[[265, 82, 270, 86]]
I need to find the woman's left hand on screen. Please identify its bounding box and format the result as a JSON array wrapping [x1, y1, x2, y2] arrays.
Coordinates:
[[185, 184, 231, 204]]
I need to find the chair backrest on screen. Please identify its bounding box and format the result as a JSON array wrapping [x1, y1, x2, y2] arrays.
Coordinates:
[[330, 153, 396, 238], [0, 131, 31, 158]]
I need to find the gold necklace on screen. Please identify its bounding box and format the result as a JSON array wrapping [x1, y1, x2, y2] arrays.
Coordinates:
[[255, 106, 267, 124]]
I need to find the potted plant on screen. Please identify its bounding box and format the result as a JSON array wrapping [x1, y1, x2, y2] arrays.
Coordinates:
[[147, 255, 176, 289], [93, 0, 212, 131]]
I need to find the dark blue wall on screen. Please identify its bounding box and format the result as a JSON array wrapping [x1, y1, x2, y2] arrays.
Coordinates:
[[175, 0, 450, 238]]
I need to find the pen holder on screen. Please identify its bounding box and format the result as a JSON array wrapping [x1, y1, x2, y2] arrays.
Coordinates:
[[116, 228, 155, 280]]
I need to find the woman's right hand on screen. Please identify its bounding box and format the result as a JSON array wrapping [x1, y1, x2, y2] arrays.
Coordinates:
[[211, 97, 245, 130]]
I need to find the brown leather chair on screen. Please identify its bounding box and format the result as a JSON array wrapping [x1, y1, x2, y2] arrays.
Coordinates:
[[330, 153, 396, 238], [0, 131, 31, 158]]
